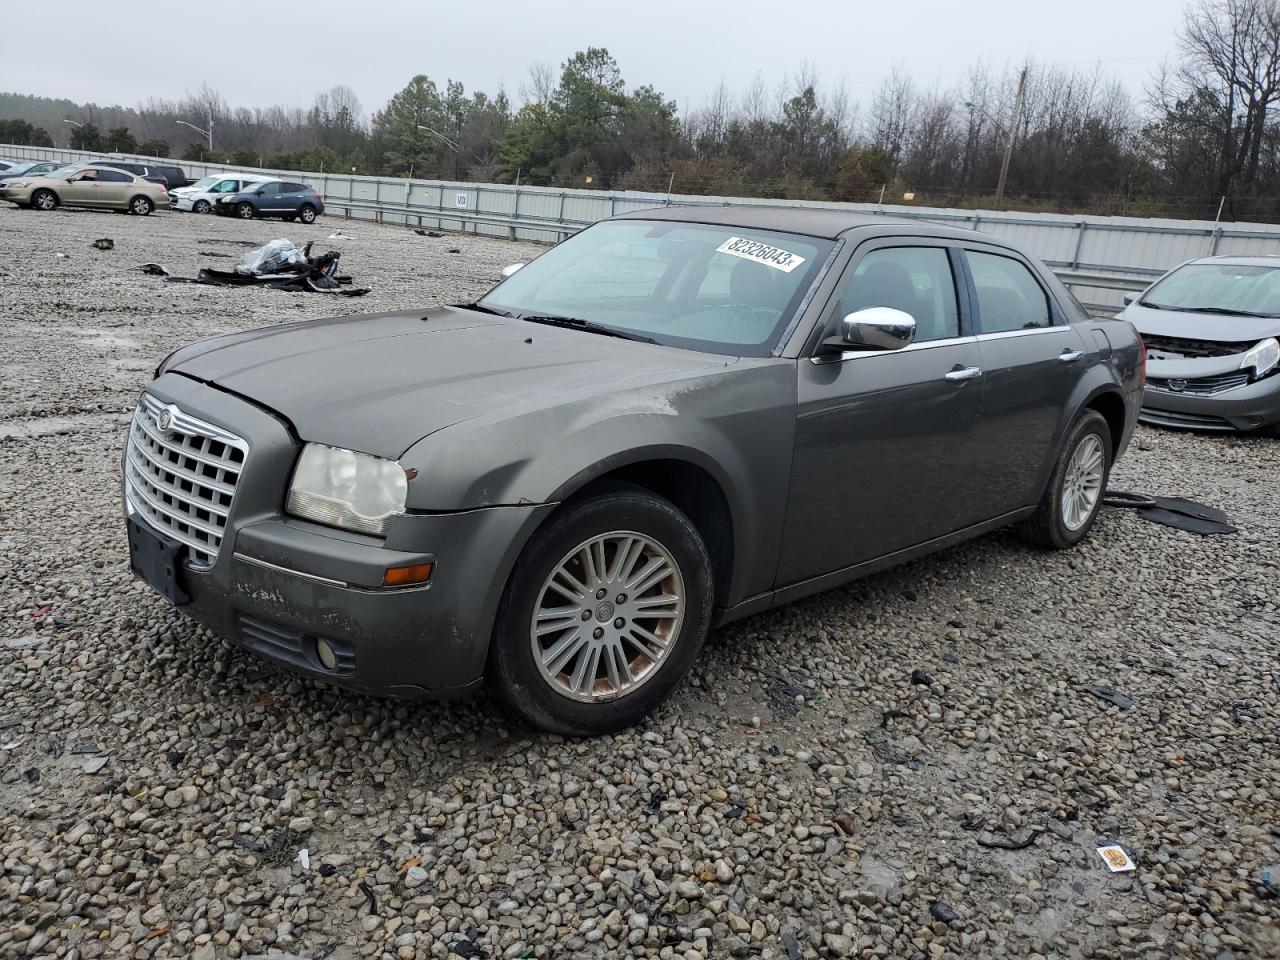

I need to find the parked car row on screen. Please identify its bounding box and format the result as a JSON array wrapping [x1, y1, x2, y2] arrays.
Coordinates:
[[0, 158, 324, 222]]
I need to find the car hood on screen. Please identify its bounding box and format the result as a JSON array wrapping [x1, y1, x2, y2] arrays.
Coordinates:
[[164, 307, 737, 459], [1123, 301, 1280, 343]]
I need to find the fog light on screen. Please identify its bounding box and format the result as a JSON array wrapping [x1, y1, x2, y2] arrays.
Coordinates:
[[315, 638, 337, 671], [383, 562, 433, 587]]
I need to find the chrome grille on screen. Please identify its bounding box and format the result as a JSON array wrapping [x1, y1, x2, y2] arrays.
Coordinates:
[[1147, 370, 1251, 396], [124, 395, 248, 568]]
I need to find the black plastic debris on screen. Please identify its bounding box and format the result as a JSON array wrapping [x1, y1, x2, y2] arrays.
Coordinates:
[[1104, 491, 1237, 535], [976, 828, 1043, 850], [92, 238, 114, 251], [910, 668, 934, 687], [136, 264, 169, 276], [781, 931, 802, 960], [414, 228, 444, 237], [930, 900, 958, 923], [1086, 686, 1135, 710]]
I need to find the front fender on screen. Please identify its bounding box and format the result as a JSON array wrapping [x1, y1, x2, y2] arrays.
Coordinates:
[[399, 362, 798, 603]]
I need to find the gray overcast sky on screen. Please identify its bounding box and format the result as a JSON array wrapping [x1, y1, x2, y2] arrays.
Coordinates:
[[1, 0, 1185, 116]]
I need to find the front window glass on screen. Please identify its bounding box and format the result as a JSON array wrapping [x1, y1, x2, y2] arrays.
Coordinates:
[[211, 179, 239, 193], [478, 220, 833, 356], [834, 247, 959, 341], [191, 175, 219, 190], [1141, 262, 1280, 317]]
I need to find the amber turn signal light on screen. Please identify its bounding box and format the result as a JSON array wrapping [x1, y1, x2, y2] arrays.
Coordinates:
[[382, 562, 433, 587]]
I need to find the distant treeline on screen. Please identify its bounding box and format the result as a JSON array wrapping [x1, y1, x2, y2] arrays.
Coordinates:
[[3, 0, 1280, 221]]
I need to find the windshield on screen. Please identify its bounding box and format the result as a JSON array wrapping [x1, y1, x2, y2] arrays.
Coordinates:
[[6, 161, 41, 175], [1142, 262, 1280, 317], [478, 219, 834, 356], [190, 175, 219, 190]]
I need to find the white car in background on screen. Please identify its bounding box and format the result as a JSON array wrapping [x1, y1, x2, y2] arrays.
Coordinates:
[[172, 173, 270, 214]]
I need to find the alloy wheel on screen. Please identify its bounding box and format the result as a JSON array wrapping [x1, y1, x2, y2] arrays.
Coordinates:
[[1061, 434, 1105, 531], [530, 531, 685, 703]]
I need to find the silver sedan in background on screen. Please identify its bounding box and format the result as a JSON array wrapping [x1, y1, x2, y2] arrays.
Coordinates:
[[1119, 256, 1280, 434]]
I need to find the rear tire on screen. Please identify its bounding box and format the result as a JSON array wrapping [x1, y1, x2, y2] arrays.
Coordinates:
[[31, 189, 57, 211], [235, 202, 255, 219], [193, 199, 211, 214], [488, 486, 715, 735], [1017, 409, 1112, 549], [298, 204, 318, 224], [129, 196, 154, 216]]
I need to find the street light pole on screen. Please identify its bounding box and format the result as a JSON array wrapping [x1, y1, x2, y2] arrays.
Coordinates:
[[994, 68, 1027, 207], [177, 113, 214, 153]]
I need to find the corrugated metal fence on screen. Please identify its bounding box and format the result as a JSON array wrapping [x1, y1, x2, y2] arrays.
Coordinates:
[[7, 143, 1280, 311]]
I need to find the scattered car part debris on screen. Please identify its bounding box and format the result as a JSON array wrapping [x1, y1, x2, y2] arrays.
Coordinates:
[[413, 228, 444, 237], [910, 668, 934, 686], [1086, 686, 1135, 710], [1102, 491, 1158, 509], [358, 879, 379, 914], [92, 238, 114, 251], [930, 900, 959, 923], [296, 847, 310, 871], [327, 232, 354, 239], [137, 263, 169, 276], [977, 828, 1044, 850], [70, 741, 100, 754], [1103, 491, 1237, 535], [447, 247, 461, 253], [153, 240, 369, 296], [83, 756, 109, 774], [1097, 844, 1136, 872]]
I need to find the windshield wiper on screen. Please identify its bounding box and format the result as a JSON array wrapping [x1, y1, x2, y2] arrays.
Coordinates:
[[1174, 306, 1276, 318], [519, 313, 658, 344]]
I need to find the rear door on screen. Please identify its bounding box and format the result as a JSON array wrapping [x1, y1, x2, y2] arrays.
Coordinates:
[[960, 245, 1091, 521], [778, 241, 984, 585]]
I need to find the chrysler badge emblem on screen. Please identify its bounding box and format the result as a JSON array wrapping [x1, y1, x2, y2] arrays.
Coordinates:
[[157, 408, 174, 431]]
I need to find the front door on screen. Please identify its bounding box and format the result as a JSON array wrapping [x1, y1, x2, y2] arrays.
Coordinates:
[[778, 243, 984, 586], [61, 169, 103, 206], [961, 247, 1092, 520]]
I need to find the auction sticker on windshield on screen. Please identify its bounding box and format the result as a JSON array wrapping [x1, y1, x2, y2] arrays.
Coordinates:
[[715, 237, 807, 273]]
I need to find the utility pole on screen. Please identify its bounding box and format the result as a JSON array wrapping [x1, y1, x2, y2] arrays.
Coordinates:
[[995, 67, 1026, 207]]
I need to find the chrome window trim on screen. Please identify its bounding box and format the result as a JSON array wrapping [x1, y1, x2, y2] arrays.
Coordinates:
[[973, 326, 1066, 341], [811, 334, 977, 364]]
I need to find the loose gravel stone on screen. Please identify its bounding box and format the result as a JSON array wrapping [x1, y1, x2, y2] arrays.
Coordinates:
[[0, 205, 1277, 960]]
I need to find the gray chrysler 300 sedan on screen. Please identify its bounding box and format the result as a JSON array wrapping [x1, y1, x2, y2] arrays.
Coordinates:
[[123, 207, 1144, 734]]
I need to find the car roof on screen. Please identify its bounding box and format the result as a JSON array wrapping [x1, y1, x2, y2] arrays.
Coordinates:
[[611, 203, 982, 242]]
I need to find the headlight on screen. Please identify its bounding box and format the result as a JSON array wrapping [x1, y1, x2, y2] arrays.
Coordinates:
[[1240, 337, 1280, 379], [286, 443, 408, 535]]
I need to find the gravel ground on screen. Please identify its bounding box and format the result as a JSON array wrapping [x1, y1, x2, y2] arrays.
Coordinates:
[[1, 204, 1277, 960]]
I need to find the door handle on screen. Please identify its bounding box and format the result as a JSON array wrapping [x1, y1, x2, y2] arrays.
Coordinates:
[[944, 366, 983, 381], [1059, 350, 1084, 362]]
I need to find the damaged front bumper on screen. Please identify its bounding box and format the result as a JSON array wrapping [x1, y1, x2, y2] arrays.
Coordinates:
[[1141, 353, 1280, 432], [123, 374, 553, 698]]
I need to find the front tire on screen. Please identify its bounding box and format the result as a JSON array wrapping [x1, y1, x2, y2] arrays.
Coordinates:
[[31, 189, 57, 211], [129, 196, 154, 216], [235, 202, 256, 219], [193, 199, 211, 214], [1017, 409, 1112, 549], [489, 486, 715, 735]]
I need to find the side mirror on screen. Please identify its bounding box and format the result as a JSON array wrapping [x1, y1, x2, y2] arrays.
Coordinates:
[[1122, 292, 1139, 306], [500, 262, 526, 279], [824, 307, 916, 352]]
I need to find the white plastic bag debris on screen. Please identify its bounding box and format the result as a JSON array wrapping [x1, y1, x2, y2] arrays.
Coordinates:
[[236, 239, 306, 277], [296, 848, 310, 871]]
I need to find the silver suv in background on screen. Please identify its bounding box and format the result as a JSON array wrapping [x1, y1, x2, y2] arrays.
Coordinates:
[[172, 173, 269, 213], [213, 179, 324, 222], [1119, 256, 1280, 433]]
